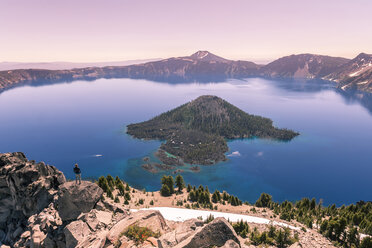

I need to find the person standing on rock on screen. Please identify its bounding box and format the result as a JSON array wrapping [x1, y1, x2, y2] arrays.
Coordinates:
[[73, 163, 81, 184]]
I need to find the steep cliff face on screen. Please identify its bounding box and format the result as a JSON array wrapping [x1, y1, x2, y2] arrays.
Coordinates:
[[0, 152, 66, 244], [0, 152, 106, 247]]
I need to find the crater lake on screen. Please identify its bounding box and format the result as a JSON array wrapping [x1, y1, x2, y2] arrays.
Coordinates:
[[1, 77, 371, 206]]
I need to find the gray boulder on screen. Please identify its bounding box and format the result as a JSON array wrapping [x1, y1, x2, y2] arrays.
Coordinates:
[[174, 218, 240, 248], [221, 239, 240, 248], [159, 219, 204, 248], [56, 181, 103, 221], [64, 220, 91, 248]]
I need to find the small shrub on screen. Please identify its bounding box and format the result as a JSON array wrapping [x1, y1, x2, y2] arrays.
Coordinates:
[[205, 214, 215, 224], [138, 198, 144, 205], [122, 225, 160, 244], [150, 200, 154, 205]]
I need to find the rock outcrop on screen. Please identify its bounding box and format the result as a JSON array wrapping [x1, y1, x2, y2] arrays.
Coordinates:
[[0, 152, 113, 247], [0, 152, 65, 246], [56, 181, 103, 221], [174, 218, 241, 248], [107, 210, 170, 244]]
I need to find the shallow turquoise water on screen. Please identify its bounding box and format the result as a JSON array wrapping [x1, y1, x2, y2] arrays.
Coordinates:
[[0, 78, 371, 205]]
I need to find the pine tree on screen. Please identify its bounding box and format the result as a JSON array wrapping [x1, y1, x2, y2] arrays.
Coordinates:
[[117, 182, 125, 196], [106, 175, 115, 190], [124, 192, 131, 201], [161, 176, 175, 195], [175, 175, 185, 192], [98, 176, 109, 193], [160, 184, 171, 196], [115, 176, 122, 188], [255, 193, 272, 208], [187, 184, 192, 192]]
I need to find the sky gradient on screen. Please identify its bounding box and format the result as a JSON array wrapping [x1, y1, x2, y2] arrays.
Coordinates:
[[1, 0, 371, 63]]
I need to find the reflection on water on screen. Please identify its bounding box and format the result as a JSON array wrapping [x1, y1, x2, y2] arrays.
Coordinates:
[[0, 77, 371, 206]]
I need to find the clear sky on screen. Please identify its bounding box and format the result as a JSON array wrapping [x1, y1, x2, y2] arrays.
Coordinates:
[[1, 0, 371, 62]]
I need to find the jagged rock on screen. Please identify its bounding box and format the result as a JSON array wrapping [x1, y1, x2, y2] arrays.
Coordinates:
[[57, 181, 103, 221], [42, 235, 56, 247], [159, 219, 204, 248], [107, 210, 170, 244], [31, 224, 46, 248], [11, 227, 23, 239], [64, 220, 91, 248], [96, 199, 126, 214], [147, 237, 159, 247], [20, 230, 30, 239], [173, 218, 240, 248], [221, 239, 240, 248], [76, 229, 108, 248], [78, 209, 112, 231], [0, 152, 65, 246]]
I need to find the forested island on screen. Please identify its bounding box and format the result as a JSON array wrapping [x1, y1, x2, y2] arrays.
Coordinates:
[[127, 95, 298, 165]]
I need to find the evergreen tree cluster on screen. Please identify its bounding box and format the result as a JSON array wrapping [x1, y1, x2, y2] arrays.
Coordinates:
[[255, 193, 372, 247], [248, 226, 297, 248], [188, 185, 211, 207], [232, 220, 250, 238], [160, 174, 186, 196], [97, 175, 130, 202]]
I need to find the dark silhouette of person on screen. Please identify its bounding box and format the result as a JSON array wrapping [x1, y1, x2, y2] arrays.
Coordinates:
[[73, 163, 81, 184]]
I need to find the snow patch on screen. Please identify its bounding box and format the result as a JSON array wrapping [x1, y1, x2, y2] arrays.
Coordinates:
[[349, 63, 372, 77], [132, 207, 300, 230]]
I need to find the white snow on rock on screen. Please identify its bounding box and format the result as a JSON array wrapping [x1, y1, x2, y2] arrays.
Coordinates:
[[131, 207, 300, 230], [349, 63, 372, 77]]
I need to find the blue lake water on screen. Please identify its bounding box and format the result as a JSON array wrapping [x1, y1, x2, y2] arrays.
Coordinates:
[[0, 78, 371, 206]]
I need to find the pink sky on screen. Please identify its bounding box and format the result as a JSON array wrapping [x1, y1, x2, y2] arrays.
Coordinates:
[[1, 0, 371, 62]]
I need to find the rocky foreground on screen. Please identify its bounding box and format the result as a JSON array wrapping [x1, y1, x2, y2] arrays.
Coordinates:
[[0, 152, 337, 248]]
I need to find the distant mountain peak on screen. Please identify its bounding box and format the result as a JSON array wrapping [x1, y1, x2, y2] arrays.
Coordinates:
[[191, 51, 211, 59], [189, 50, 230, 62], [354, 53, 372, 62]]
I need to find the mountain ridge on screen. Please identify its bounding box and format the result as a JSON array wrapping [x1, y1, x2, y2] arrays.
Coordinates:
[[0, 50, 371, 93]]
